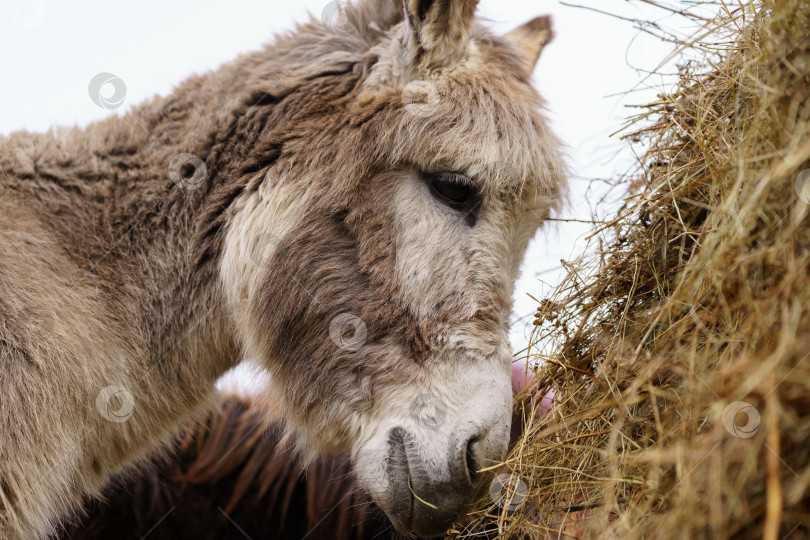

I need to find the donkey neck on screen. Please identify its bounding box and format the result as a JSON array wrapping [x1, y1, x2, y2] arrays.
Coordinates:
[[0, 66, 267, 390]]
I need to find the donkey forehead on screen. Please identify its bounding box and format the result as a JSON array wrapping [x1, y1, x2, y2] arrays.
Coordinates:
[[362, 38, 564, 202]]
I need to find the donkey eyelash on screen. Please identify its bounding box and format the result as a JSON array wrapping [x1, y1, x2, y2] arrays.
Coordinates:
[[428, 171, 474, 186], [422, 172, 478, 197]]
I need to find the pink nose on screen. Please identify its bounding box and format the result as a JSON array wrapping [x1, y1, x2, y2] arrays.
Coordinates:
[[511, 359, 554, 416]]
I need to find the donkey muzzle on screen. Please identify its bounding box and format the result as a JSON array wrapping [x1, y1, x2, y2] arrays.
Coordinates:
[[384, 425, 500, 537]]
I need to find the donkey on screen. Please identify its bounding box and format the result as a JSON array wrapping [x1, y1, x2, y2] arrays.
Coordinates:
[[0, 0, 565, 537]]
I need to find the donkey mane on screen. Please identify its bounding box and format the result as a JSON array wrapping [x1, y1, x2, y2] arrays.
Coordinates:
[[61, 390, 527, 539], [60, 395, 392, 540]]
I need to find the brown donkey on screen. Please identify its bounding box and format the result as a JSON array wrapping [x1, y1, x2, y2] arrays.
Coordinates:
[[62, 393, 393, 540], [0, 0, 565, 537]]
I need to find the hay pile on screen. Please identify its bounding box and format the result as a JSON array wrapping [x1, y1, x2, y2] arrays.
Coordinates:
[[455, 1, 810, 538]]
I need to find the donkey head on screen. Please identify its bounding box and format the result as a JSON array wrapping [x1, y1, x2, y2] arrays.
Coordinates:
[[220, 0, 565, 535]]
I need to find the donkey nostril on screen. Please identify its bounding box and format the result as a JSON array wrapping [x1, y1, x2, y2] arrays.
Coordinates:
[[465, 437, 479, 483]]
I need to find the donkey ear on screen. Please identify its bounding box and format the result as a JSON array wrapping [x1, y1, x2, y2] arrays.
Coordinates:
[[505, 15, 554, 74], [403, 0, 479, 68]]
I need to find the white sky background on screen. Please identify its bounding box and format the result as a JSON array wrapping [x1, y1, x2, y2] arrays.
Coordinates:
[[0, 0, 702, 373]]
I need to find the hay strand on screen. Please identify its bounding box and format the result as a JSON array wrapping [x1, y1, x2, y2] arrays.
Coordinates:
[[454, 0, 810, 537]]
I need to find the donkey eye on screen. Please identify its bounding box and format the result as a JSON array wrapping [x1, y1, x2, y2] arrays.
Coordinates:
[[427, 173, 475, 207]]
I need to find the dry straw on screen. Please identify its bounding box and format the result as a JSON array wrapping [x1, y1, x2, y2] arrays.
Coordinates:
[[453, 0, 810, 538]]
